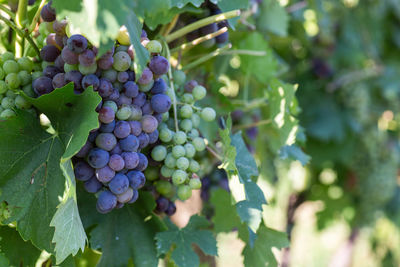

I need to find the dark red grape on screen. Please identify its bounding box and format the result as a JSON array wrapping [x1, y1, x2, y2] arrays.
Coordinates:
[[54, 55, 65, 69], [95, 166, 115, 183], [148, 129, 159, 144], [98, 55, 114, 70], [141, 115, 158, 133], [40, 45, 60, 62], [126, 170, 146, 189], [149, 56, 169, 75], [117, 72, 129, 83], [137, 68, 153, 84], [96, 190, 117, 213], [79, 49, 96, 66], [84, 176, 103, 193], [165, 201, 177, 216], [122, 152, 139, 169], [43, 65, 62, 78], [132, 92, 146, 107], [155, 197, 169, 212], [52, 73, 66, 89], [119, 135, 139, 152], [109, 173, 129, 194], [108, 154, 125, 171], [98, 78, 113, 98], [53, 20, 68, 35], [98, 106, 115, 124], [87, 148, 110, 169], [123, 81, 139, 98], [138, 132, 150, 149], [82, 74, 100, 90], [129, 121, 142, 136], [116, 93, 132, 106], [150, 94, 171, 113], [67, 34, 88, 54], [61, 46, 79, 64], [151, 78, 167, 94], [75, 140, 93, 158], [33, 76, 54, 95], [64, 70, 83, 90], [74, 161, 94, 181], [40, 1, 56, 22], [114, 121, 131, 139], [141, 101, 153, 115], [99, 120, 116, 133], [135, 153, 148, 171]]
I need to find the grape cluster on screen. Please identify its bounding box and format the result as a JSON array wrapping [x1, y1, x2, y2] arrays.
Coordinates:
[[146, 72, 216, 215], [0, 52, 37, 119]]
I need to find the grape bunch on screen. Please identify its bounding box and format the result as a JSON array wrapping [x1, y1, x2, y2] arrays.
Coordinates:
[[0, 52, 37, 119], [145, 72, 216, 215]]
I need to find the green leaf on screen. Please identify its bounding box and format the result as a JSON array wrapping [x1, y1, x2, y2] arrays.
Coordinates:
[[213, 0, 249, 26], [238, 32, 278, 84], [0, 253, 8, 267], [171, 0, 204, 8], [26, 83, 101, 161], [242, 224, 289, 267], [210, 189, 242, 233], [50, 161, 87, 264], [279, 145, 311, 166], [218, 117, 236, 172], [257, 0, 289, 36], [155, 215, 218, 267], [88, 193, 165, 267], [0, 226, 41, 267]]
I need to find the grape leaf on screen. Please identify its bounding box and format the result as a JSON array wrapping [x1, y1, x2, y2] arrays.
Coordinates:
[[279, 145, 311, 166], [0, 226, 41, 267], [257, 0, 289, 36], [171, 0, 204, 8], [82, 192, 165, 267], [242, 225, 289, 267], [212, 0, 249, 26], [210, 189, 242, 233], [50, 161, 87, 264], [0, 253, 8, 267], [155, 215, 218, 267], [218, 117, 236, 172]]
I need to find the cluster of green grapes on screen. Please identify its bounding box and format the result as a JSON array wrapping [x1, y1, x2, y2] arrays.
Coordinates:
[[147, 71, 216, 214], [0, 52, 37, 119]]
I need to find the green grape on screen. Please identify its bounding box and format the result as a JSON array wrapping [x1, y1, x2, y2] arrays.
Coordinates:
[[102, 69, 117, 82], [113, 51, 131, 72], [116, 45, 129, 52], [192, 137, 206, 151], [0, 109, 16, 119], [18, 70, 32, 86], [15, 95, 31, 109], [192, 85, 206, 100], [191, 113, 200, 127], [201, 107, 216, 122], [177, 185, 192, 200], [0, 68, 4, 80], [184, 143, 196, 158], [129, 105, 142, 120], [158, 122, 168, 130], [164, 153, 176, 168], [2, 97, 15, 109], [173, 131, 187, 145], [0, 106, 3, 113], [159, 128, 173, 142], [180, 104, 193, 118], [0, 81, 7, 94], [31, 71, 42, 81], [180, 119, 193, 132], [0, 51, 14, 64], [5, 73, 21, 89], [139, 80, 154, 92], [182, 93, 194, 104], [41, 61, 53, 69], [144, 168, 159, 181], [17, 57, 33, 72], [103, 101, 118, 113], [188, 129, 199, 138], [172, 170, 188, 185], [166, 87, 174, 100], [161, 165, 174, 178], [151, 145, 167, 161], [156, 180, 174, 196], [64, 63, 79, 72], [189, 178, 202, 190], [189, 160, 200, 173], [176, 157, 189, 170], [162, 112, 169, 122], [22, 84, 35, 97], [172, 145, 186, 158], [146, 40, 162, 54], [6, 90, 17, 98], [116, 105, 132, 120], [79, 63, 97, 75], [173, 70, 186, 86], [3, 60, 19, 74]]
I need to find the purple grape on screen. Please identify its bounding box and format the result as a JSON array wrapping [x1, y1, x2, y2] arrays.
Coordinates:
[[216, 30, 229, 44], [123, 81, 139, 98], [87, 148, 110, 168], [55, 35, 64, 48], [116, 93, 132, 106], [40, 1, 56, 22], [155, 197, 169, 212], [67, 34, 88, 54], [116, 202, 124, 209], [141, 101, 153, 115], [96, 190, 117, 213], [165, 201, 177, 216], [54, 55, 65, 69], [33, 76, 54, 95], [150, 94, 171, 113], [109, 173, 129, 194], [141, 115, 158, 133], [184, 80, 198, 92], [107, 89, 120, 101], [40, 45, 60, 62], [114, 121, 131, 139], [141, 30, 147, 38], [46, 33, 57, 46], [151, 78, 167, 94], [126, 170, 146, 189], [246, 126, 258, 140], [148, 129, 159, 144], [43, 65, 62, 78], [117, 72, 129, 83], [95, 133, 117, 151], [122, 152, 139, 169], [28, 0, 36, 5], [153, 113, 163, 124], [84, 176, 103, 193], [53, 20, 68, 35], [108, 154, 125, 171], [132, 92, 146, 107], [149, 56, 169, 75], [98, 55, 114, 70], [135, 153, 148, 171], [74, 161, 94, 181], [88, 131, 99, 142], [127, 71, 135, 81], [98, 78, 113, 97], [61, 46, 79, 65], [95, 166, 115, 183], [52, 73, 66, 89], [79, 49, 96, 66], [128, 189, 139, 203], [137, 68, 153, 85], [82, 74, 100, 90], [98, 106, 115, 124], [110, 143, 122, 155], [75, 141, 93, 158], [119, 135, 139, 152], [129, 121, 142, 136], [64, 70, 83, 90], [138, 132, 149, 149]]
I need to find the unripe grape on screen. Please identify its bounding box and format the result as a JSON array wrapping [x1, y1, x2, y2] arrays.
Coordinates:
[[188, 129, 199, 138], [176, 157, 189, 170], [0, 68, 4, 80], [184, 143, 196, 158], [192, 137, 206, 151], [189, 178, 202, 189], [161, 165, 174, 178], [15, 95, 31, 109], [180, 119, 193, 132], [177, 185, 192, 200], [17, 57, 33, 72], [159, 128, 173, 142], [182, 93, 194, 104], [172, 170, 188, 185], [191, 113, 200, 127], [103, 101, 118, 113], [192, 85, 206, 100], [1, 97, 15, 109], [180, 104, 193, 118], [5, 73, 21, 89], [189, 160, 200, 173], [173, 131, 187, 145], [156, 180, 173, 196], [173, 70, 186, 86], [201, 107, 216, 122], [117, 26, 130, 45], [0, 109, 16, 119], [116, 105, 132, 120], [164, 153, 176, 168], [3, 60, 19, 74], [144, 168, 159, 181], [151, 145, 167, 161], [0, 81, 7, 94], [146, 40, 162, 54]]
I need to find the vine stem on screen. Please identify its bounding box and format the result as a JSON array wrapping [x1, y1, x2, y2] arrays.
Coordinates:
[[180, 43, 231, 71], [165, 9, 240, 43], [170, 27, 228, 53], [0, 4, 15, 19], [232, 119, 272, 131], [206, 146, 222, 161], [0, 14, 40, 57], [28, 0, 46, 33], [164, 42, 180, 132], [15, 0, 28, 57], [161, 14, 180, 36], [219, 49, 267, 56]]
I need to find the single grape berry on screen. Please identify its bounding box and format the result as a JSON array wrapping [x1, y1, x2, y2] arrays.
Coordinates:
[[149, 56, 169, 75], [123, 81, 139, 98], [173, 131, 187, 145], [172, 145, 186, 158], [135, 153, 148, 171], [96, 190, 117, 213], [74, 161, 94, 181], [40, 45, 60, 62], [192, 85, 207, 100], [177, 185, 192, 200], [201, 107, 216, 122], [33, 76, 54, 95], [98, 106, 115, 124], [151, 78, 167, 94], [146, 40, 162, 53], [192, 137, 206, 151], [108, 154, 125, 171], [155, 197, 169, 213], [87, 148, 110, 169], [151, 145, 167, 161], [114, 121, 131, 139], [95, 166, 115, 183], [122, 152, 139, 169], [67, 35, 88, 54], [99, 120, 116, 133], [84, 177, 103, 193], [113, 51, 131, 72], [109, 173, 129, 194], [117, 187, 134, 203], [141, 115, 158, 133], [172, 170, 188, 185], [165, 201, 177, 216], [119, 135, 139, 152], [126, 170, 146, 189], [95, 133, 117, 151], [40, 1, 56, 22], [176, 157, 190, 170], [189, 178, 202, 189], [82, 74, 100, 90]]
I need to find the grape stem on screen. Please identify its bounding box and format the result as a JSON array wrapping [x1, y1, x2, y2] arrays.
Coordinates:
[[180, 43, 232, 71], [0, 5, 15, 19], [161, 14, 180, 36], [165, 9, 240, 43], [15, 0, 28, 57], [232, 119, 272, 131], [206, 145, 222, 161], [28, 0, 47, 33], [164, 42, 180, 132], [170, 27, 228, 53], [220, 49, 267, 56], [0, 14, 40, 57]]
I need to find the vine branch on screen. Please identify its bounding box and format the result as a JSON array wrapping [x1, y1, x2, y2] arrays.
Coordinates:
[[0, 4, 15, 19], [28, 0, 47, 33], [180, 43, 231, 71], [15, 0, 28, 57]]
